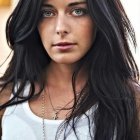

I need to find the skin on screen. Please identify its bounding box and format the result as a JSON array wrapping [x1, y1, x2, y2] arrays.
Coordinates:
[[0, 0, 97, 121], [36, 0, 96, 119], [0, 0, 139, 132], [38, 0, 96, 89], [0, 1, 140, 139], [38, 0, 96, 65]]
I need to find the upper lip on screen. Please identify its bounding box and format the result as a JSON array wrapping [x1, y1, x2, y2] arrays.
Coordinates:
[[52, 42, 77, 46]]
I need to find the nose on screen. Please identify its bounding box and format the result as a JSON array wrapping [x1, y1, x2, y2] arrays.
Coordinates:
[[55, 15, 70, 37]]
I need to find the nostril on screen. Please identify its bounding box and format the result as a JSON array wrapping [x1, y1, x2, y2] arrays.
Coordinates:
[[56, 30, 68, 35]]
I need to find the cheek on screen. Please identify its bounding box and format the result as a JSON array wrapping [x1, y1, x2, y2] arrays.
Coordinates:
[[38, 24, 45, 44], [77, 21, 95, 46], [38, 22, 52, 45]]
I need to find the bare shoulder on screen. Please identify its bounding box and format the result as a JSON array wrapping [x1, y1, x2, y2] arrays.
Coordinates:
[[0, 83, 13, 117], [132, 82, 140, 101], [131, 81, 140, 118]]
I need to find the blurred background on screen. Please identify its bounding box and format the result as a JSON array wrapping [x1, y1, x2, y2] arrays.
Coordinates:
[[0, 0, 140, 76], [0, 0, 18, 76]]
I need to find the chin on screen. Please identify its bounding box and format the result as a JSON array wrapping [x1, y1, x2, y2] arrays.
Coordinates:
[[53, 58, 81, 65], [50, 54, 84, 64]]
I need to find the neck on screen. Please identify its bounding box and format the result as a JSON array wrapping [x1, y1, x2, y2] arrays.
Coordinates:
[[45, 61, 86, 92]]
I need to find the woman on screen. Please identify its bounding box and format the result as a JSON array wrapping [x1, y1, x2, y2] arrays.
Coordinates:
[[0, 0, 140, 139]]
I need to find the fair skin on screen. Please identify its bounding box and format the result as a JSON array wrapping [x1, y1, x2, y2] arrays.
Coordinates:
[[38, 0, 95, 65], [0, 0, 140, 138], [38, 0, 96, 90], [0, 2, 140, 137], [0, 0, 96, 122], [35, 0, 96, 119]]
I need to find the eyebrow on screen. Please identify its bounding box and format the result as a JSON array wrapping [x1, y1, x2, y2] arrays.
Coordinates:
[[42, 1, 87, 8]]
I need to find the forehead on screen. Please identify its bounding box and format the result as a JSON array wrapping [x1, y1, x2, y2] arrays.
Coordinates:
[[42, 0, 87, 7]]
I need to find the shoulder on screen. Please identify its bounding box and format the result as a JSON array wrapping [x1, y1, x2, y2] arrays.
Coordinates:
[[131, 81, 140, 101], [135, 83, 140, 110], [0, 83, 13, 117], [130, 81, 140, 118]]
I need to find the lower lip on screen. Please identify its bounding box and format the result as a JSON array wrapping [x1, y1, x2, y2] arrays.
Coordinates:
[[54, 44, 76, 51]]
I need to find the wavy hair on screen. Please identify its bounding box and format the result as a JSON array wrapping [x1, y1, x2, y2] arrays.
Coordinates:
[[0, 0, 139, 139]]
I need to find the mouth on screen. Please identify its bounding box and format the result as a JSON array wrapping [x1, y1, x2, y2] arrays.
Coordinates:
[[52, 42, 77, 46], [52, 42, 77, 51]]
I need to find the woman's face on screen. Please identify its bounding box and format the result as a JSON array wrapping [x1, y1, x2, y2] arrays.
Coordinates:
[[38, 0, 96, 64]]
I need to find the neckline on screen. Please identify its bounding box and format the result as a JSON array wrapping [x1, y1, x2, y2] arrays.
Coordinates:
[[22, 82, 98, 124], [23, 101, 64, 124], [22, 82, 64, 124], [23, 100, 98, 124]]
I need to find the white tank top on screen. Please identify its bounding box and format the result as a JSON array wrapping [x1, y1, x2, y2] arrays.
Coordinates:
[[1, 83, 98, 140]]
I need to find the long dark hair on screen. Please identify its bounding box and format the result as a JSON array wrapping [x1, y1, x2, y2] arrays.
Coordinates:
[[0, 0, 139, 139]]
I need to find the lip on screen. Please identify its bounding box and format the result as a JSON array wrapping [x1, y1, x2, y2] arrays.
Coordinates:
[[52, 42, 77, 51], [52, 42, 77, 46]]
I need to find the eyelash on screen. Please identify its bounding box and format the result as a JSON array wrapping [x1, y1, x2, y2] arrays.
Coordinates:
[[72, 8, 88, 16], [40, 8, 88, 18]]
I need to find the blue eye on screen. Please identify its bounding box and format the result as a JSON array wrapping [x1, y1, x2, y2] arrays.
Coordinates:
[[72, 8, 88, 16], [40, 8, 88, 18], [41, 10, 55, 18]]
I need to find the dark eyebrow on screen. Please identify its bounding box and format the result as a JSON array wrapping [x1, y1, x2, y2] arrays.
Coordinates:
[[42, 1, 87, 8], [68, 1, 87, 7]]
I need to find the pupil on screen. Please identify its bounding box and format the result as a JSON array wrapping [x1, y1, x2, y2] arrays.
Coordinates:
[[76, 10, 81, 14]]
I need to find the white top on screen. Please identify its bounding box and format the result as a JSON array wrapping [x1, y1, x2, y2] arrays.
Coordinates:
[[1, 83, 98, 140]]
